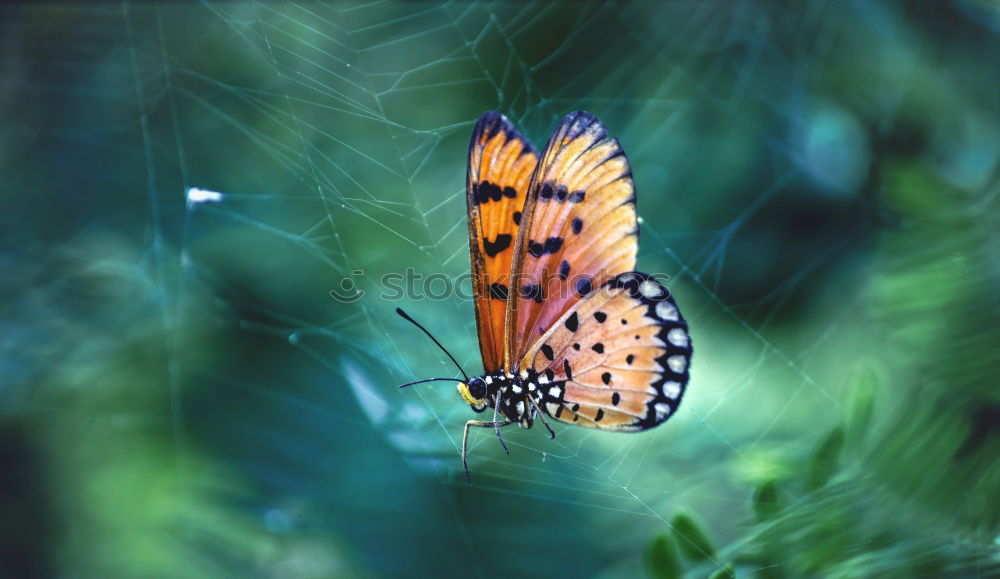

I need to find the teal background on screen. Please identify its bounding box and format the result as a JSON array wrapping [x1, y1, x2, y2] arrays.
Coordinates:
[[1, 2, 998, 577]]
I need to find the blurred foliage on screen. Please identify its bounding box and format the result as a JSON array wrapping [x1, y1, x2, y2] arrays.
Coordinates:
[[0, 237, 368, 577], [645, 532, 682, 579], [1, 1, 999, 578], [671, 514, 716, 562]]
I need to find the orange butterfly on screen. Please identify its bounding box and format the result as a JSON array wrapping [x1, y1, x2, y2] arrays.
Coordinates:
[[399, 111, 692, 483]]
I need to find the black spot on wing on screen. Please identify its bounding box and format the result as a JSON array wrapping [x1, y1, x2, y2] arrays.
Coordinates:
[[626, 354, 635, 365], [569, 190, 585, 203], [513, 211, 521, 225], [521, 284, 545, 303], [612, 392, 620, 405], [594, 311, 606, 323], [576, 277, 593, 297], [540, 183, 554, 201], [592, 343, 604, 354], [594, 408, 604, 422], [475, 181, 504, 204], [528, 237, 564, 258], [558, 260, 570, 280], [601, 372, 612, 385], [572, 217, 583, 234], [556, 185, 568, 201], [483, 234, 512, 257], [540, 344, 554, 361], [563, 359, 573, 380], [488, 282, 509, 300], [565, 312, 579, 332]]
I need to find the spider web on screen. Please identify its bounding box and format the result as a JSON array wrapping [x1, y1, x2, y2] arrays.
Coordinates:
[[8, 1, 955, 576]]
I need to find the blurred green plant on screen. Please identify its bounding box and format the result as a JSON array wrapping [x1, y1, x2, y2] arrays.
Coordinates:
[[646, 514, 732, 579], [646, 161, 1000, 577], [645, 532, 682, 579], [0, 234, 369, 577]]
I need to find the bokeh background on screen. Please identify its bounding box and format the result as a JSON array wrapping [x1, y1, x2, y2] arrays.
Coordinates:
[[2, 2, 999, 577]]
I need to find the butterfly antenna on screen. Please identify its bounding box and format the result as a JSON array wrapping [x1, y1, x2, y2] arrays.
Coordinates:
[[398, 377, 463, 389], [396, 307, 469, 382]]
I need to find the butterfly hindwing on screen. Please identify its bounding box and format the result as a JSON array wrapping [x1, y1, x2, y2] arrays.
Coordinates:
[[505, 111, 638, 369], [467, 112, 539, 372], [521, 273, 691, 431]]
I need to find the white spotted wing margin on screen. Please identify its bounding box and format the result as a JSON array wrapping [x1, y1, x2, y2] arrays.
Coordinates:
[[519, 272, 692, 431]]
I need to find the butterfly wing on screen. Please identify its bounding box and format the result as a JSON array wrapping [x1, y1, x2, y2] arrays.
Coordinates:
[[520, 273, 691, 430], [504, 111, 638, 369], [467, 112, 539, 372]]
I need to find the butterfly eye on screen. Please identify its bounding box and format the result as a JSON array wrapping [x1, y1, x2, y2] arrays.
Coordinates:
[[467, 377, 487, 400]]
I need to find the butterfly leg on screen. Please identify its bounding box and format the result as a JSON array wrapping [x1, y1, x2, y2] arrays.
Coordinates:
[[527, 395, 556, 440], [492, 391, 510, 455], [462, 419, 512, 485]]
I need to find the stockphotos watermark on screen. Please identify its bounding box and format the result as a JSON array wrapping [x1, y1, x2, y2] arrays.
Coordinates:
[[329, 268, 673, 303]]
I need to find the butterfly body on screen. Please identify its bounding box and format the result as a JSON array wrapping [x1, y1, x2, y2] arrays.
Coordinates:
[[401, 110, 692, 483], [458, 371, 539, 429]]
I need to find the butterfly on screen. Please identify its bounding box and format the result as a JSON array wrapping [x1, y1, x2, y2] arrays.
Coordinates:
[[398, 111, 692, 484]]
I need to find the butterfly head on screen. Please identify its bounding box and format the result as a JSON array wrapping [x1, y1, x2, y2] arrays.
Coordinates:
[[457, 376, 489, 411]]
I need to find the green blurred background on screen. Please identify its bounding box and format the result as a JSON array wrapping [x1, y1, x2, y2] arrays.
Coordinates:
[[2, 2, 998, 577]]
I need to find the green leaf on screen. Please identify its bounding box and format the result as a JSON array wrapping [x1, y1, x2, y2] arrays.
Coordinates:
[[709, 563, 736, 579], [808, 426, 845, 489], [645, 533, 681, 579], [753, 479, 781, 520], [845, 362, 878, 449], [671, 513, 716, 561]]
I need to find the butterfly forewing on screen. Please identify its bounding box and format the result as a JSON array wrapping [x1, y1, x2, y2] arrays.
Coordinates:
[[505, 111, 638, 370], [521, 273, 692, 431], [467, 112, 539, 372]]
